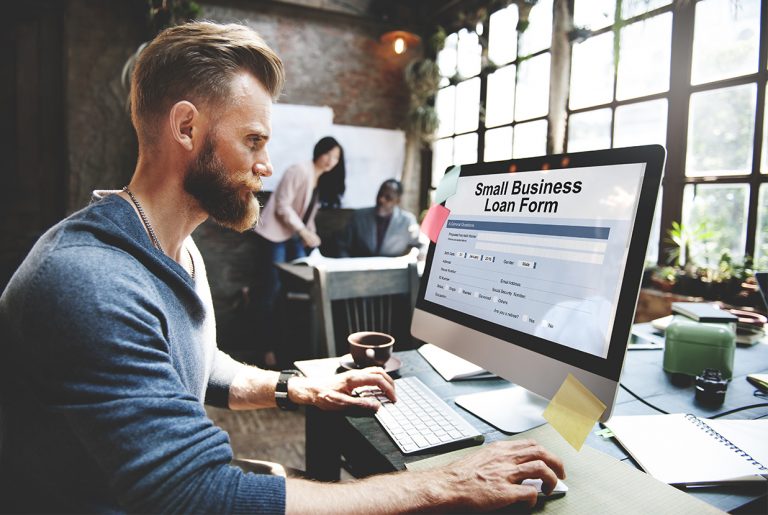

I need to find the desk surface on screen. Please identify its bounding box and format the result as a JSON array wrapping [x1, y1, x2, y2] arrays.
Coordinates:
[[304, 342, 768, 513]]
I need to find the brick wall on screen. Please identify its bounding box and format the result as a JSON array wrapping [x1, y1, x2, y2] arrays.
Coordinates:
[[62, 0, 415, 358]]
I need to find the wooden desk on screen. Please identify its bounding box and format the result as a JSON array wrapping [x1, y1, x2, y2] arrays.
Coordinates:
[[303, 343, 768, 513]]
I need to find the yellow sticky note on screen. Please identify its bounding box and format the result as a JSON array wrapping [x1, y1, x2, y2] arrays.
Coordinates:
[[542, 373, 606, 451]]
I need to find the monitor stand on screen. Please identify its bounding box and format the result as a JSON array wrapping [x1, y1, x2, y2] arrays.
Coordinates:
[[455, 385, 548, 434]]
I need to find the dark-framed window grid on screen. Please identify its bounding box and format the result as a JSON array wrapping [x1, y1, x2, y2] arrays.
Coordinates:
[[431, 0, 768, 270]]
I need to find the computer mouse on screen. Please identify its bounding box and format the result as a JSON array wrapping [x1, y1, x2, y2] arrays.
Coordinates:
[[522, 478, 568, 499]]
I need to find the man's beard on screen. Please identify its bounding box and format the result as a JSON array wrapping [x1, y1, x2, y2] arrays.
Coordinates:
[[183, 137, 260, 232]]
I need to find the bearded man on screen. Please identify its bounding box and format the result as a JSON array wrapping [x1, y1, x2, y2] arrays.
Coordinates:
[[0, 21, 563, 513]]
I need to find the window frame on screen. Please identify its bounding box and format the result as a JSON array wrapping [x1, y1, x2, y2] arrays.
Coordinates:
[[429, 0, 768, 267]]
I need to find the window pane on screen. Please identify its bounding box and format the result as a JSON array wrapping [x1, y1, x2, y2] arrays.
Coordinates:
[[457, 29, 482, 79], [513, 120, 547, 158], [519, 0, 552, 56], [435, 86, 455, 138], [682, 183, 749, 265], [622, 0, 671, 19], [686, 84, 757, 177], [645, 187, 663, 265], [455, 78, 481, 134], [573, 0, 615, 30], [489, 5, 518, 65], [569, 32, 614, 109], [757, 185, 768, 268], [454, 133, 478, 165], [616, 13, 672, 100], [614, 99, 668, 147], [691, 0, 760, 85], [486, 65, 516, 128], [568, 109, 612, 152], [431, 138, 454, 187], [516, 53, 550, 121], [438, 33, 458, 78], [484, 126, 513, 162]]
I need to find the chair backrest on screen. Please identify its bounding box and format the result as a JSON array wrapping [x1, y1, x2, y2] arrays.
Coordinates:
[[312, 262, 419, 357]]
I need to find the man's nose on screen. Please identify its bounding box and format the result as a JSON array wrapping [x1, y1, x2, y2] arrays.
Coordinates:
[[254, 150, 272, 177]]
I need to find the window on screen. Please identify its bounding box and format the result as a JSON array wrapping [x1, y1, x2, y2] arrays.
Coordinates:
[[430, 0, 767, 268], [431, 1, 554, 192], [567, 0, 766, 267]]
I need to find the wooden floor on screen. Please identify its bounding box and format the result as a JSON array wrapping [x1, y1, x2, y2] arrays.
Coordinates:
[[205, 404, 354, 480], [205, 405, 307, 472]]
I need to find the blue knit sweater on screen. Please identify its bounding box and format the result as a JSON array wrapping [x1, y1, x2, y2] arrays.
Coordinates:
[[0, 194, 285, 513]]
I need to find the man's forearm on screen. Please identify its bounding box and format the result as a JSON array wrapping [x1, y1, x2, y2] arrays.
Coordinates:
[[286, 469, 456, 514], [228, 366, 280, 410]]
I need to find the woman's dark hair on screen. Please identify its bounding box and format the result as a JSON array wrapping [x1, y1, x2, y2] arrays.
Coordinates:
[[313, 136, 346, 209]]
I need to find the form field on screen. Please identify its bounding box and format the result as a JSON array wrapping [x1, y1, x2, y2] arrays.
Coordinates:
[[476, 241, 605, 265], [477, 232, 608, 253]]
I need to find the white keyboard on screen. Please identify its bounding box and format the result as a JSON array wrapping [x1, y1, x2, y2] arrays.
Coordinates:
[[372, 376, 484, 454]]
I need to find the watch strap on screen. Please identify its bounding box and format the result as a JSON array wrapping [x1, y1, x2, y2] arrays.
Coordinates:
[[276, 369, 302, 411]]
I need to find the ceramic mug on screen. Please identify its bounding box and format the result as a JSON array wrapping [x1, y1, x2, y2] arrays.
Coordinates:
[[348, 331, 394, 367]]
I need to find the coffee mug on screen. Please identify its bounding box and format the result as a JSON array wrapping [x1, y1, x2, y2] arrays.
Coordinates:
[[348, 331, 395, 368]]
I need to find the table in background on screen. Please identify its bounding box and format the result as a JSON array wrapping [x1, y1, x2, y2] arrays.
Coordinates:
[[303, 343, 768, 513]]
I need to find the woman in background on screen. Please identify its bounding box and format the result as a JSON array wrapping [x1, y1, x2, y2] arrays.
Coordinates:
[[253, 136, 345, 367]]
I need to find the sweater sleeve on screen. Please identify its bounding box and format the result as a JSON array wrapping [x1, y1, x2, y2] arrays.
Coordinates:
[[18, 246, 286, 514], [206, 350, 245, 407], [274, 164, 309, 233]]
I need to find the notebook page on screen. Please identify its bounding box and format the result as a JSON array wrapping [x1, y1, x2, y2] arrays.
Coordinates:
[[705, 419, 768, 471], [605, 414, 765, 484]]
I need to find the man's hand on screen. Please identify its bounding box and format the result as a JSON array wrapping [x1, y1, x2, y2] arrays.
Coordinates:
[[298, 228, 321, 248], [288, 367, 396, 410], [435, 438, 566, 510], [286, 438, 565, 513]]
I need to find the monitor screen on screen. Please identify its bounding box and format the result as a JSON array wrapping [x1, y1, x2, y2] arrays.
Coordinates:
[[412, 145, 665, 424]]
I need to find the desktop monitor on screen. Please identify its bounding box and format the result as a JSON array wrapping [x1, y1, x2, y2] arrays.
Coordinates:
[[756, 272, 768, 311], [411, 145, 666, 432]]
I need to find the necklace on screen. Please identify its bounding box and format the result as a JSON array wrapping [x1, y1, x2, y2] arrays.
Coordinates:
[[122, 186, 195, 280]]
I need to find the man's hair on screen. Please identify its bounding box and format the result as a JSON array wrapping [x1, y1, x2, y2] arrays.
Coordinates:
[[380, 179, 403, 196], [130, 21, 284, 141]]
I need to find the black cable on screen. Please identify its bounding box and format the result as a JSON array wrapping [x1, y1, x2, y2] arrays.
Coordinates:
[[709, 403, 768, 419], [620, 383, 768, 419], [619, 383, 669, 414]]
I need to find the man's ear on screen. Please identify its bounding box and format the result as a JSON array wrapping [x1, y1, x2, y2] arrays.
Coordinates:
[[169, 101, 199, 151]]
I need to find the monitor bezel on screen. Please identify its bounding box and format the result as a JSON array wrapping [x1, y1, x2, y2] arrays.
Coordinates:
[[415, 145, 666, 381], [756, 271, 768, 312]]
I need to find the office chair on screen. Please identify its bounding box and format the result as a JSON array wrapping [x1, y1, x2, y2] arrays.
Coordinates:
[[312, 262, 419, 358]]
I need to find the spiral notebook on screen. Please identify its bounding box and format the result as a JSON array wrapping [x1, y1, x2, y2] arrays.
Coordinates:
[[604, 414, 768, 485]]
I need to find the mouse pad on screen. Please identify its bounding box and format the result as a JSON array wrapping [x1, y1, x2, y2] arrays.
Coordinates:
[[405, 424, 723, 514]]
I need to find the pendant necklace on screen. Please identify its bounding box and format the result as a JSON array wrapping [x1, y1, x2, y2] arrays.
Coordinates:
[[123, 186, 195, 280]]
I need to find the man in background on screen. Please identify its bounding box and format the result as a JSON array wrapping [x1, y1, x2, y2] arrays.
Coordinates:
[[0, 21, 564, 513], [338, 179, 423, 258]]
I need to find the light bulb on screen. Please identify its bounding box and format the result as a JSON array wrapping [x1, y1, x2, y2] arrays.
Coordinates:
[[394, 37, 406, 54]]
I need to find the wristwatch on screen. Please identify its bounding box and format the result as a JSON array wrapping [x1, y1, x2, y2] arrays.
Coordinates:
[[275, 369, 302, 411]]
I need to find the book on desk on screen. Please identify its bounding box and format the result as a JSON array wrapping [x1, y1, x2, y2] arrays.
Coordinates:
[[604, 414, 768, 486]]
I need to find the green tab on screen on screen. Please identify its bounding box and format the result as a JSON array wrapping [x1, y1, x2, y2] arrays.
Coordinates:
[[433, 165, 461, 204]]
